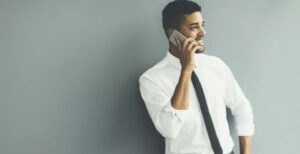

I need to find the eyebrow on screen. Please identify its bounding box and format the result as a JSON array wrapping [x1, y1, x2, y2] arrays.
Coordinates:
[[188, 21, 205, 26]]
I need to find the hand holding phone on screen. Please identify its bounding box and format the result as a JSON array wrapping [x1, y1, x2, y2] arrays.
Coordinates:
[[168, 30, 202, 72], [169, 30, 202, 53]]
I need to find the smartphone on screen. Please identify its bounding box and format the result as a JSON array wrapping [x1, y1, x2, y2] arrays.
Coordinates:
[[168, 29, 187, 46], [168, 29, 202, 53]]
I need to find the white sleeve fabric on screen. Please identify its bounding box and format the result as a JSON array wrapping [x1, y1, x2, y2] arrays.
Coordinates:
[[217, 58, 255, 136], [139, 74, 189, 139]]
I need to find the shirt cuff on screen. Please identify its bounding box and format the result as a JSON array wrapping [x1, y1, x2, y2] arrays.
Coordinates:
[[236, 122, 255, 136], [163, 102, 189, 122]]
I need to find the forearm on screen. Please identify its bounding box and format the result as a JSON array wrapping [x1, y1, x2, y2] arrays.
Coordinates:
[[239, 136, 252, 154], [171, 70, 192, 110]]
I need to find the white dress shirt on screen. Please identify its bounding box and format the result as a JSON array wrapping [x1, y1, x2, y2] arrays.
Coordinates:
[[139, 51, 254, 154]]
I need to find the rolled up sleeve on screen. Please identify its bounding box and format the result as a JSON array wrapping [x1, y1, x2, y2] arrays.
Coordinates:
[[217, 58, 255, 136], [139, 74, 189, 139]]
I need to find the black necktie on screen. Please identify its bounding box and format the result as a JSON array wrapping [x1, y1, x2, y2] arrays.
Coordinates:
[[191, 71, 223, 154]]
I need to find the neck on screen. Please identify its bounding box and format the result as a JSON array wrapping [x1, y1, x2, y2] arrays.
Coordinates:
[[168, 44, 180, 59]]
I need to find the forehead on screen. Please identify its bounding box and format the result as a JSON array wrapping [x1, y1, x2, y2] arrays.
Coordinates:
[[181, 12, 204, 25]]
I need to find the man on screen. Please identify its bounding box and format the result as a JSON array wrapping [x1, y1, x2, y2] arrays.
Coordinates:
[[139, 0, 254, 154]]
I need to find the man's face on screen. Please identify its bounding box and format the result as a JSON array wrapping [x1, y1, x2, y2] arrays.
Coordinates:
[[178, 11, 206, 53]]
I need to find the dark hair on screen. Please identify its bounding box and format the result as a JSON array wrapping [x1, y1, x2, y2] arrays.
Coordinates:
[[162, 0, 202, 36]]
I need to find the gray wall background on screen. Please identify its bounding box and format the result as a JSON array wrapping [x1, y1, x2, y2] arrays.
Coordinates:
[[1, 0, 299, 154]]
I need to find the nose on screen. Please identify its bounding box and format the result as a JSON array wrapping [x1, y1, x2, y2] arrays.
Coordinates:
[[198, 26, 206, 37]]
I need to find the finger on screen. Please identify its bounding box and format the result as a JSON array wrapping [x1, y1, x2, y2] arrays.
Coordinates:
[[187, 40, 198, 52], [183, 38, 195, 52]]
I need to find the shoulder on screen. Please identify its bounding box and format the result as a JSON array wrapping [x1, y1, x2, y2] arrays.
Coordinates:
[[139, 56, 171, 85]]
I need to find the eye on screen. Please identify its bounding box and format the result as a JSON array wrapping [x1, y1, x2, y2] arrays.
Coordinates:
[[190, 26, 199, 30]]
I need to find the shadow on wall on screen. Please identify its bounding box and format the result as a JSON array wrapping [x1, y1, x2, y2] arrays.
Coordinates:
[[99, 26, 165, 153]]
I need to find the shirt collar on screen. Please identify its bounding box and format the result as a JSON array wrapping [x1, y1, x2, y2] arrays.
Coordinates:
[[165, 50, 199, 70], [165, 50, 182, 70]]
